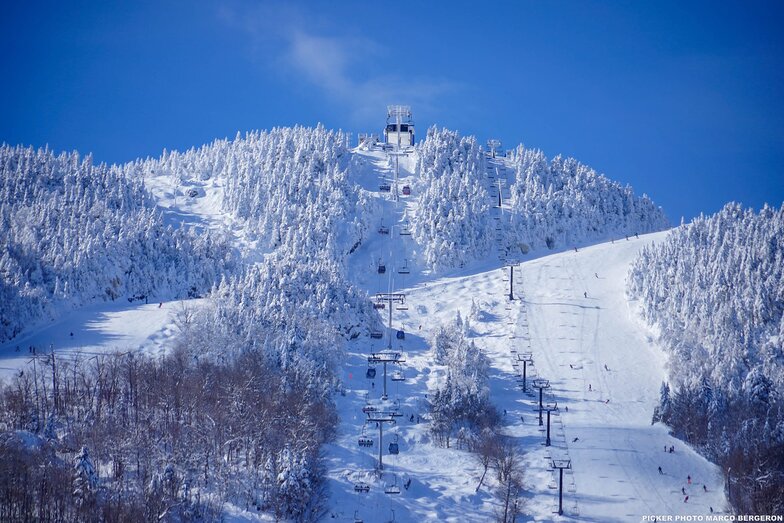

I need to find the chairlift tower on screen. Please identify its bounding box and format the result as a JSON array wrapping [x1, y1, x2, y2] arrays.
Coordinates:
[[516, 352, 534, 393], [368, 350, 406, 400], [487, 139, 502, 158], [551, 459, 572, 515], [365, 411, 396, 470], [532, 378, 551, 426], [543, 402, 558, 447], [375, 293, 406, 350]]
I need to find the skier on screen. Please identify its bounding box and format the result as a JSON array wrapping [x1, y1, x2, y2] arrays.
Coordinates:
[[569, 364, 574, 369], [584, 291, 588, 298], [658, 466, 663, 475], [681, 487, 686, 495], [372, 382, 375, 389], [572, 437, 579, 442], [588, 384, 592, 391], [664, 445, 667, 452], [574, 247, 578, 253], [605, 399, 610, 404], [684, 495, 689, 503], [410, 414, 414, 422], [70, 331, 74, 337], [564, 406, 568, 412], [635, 232, 639, 239], [159, 302, 163, 308], [703, 485, 707, 492], [604, 364, 608, 371], [710, 507, 714, 514], [595, 272, 599, 278], [687, 475, 691, 485], [669, 446, 674, 453], [504, 409, 507, 416]]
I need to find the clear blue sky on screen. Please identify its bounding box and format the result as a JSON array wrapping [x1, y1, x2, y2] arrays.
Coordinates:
[[2, 1, 782, 222]]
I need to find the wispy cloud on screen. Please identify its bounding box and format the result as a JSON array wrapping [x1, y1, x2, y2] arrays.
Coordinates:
[[219, 1, 459, 125]]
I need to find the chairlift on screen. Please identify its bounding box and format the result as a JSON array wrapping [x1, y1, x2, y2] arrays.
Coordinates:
[[378, 263, 386, 274], [391, 369, 405, 382], [354, 510, 364, 523], [358, 423, 374, 447], [373, 302, 386, 310], [388, 434, 400, 454], [398, 259, 410, 275], [396, 330, 405, 340], [366, 366, 377, 379], [379, 184, 391, 192], [370, 330, 383, 339], [384, 475, 401, 495], [402, 185, 411, 196], [378, 224, 390, 234], [399, 222, 412, 236], [354, 482, 370, 493]]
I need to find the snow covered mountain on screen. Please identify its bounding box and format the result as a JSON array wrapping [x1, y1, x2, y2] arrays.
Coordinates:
[[0, 126, 755, 522]]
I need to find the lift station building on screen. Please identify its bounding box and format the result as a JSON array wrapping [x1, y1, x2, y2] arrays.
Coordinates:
[[384, 105, 415, 148]]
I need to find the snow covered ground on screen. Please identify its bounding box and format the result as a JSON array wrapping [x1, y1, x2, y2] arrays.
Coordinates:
[[0, 146, 729, 521]]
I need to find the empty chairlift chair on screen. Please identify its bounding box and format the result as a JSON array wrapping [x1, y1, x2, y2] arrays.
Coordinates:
[[398, 259, 410, 275], [384, 475, 401, 494], [370, 329, 383, 339], [391, 368, 405, 382]]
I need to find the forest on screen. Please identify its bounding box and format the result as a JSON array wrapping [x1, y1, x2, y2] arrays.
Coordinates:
[[628, 202, 784, 515]]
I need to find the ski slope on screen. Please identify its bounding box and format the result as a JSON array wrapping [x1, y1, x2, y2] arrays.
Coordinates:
[[0, 145, 729, 521]]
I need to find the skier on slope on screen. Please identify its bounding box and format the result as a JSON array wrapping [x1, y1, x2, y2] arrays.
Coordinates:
[[658, 466, 663, 475]]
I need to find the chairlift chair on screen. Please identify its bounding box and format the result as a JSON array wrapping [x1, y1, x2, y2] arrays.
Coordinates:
[[354, 482, 370, 493], [378, 263, 386, 274], [378, 224, 390, 234], [402, 185, 411, 196], [373, 302, 386, 309], [379, 183, 391, 192], [370, 330, 383, 339], [354, 510, 364, 523], [388, 434, 400, 454], [396, 330, 405, 340], [398, 259, 410, 275], [358, 425, 374, 447], [399, 222, 412, 236], [366, 366, 377, 379], [384, 475, 401, 494], [391, 369, 405, 382]]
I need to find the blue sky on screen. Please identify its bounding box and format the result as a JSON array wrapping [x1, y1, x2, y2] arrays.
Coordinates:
[[2, 1, 782, 222]]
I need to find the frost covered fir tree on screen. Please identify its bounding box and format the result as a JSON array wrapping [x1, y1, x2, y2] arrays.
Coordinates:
[[628, 202, 784, 515], [0, 144, 233, 342], [505, 146, 668, 252], [412, 127, 493, 270], [73, 446, 98, 510]]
